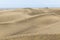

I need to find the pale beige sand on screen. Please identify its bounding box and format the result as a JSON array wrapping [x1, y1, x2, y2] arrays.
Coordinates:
[[0, 8, 60, 40]]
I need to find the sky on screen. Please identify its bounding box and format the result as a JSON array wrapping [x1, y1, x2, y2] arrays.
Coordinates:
[[0, 0, 60, 8]]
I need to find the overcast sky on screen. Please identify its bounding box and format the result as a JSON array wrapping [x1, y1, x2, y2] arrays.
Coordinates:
[[0, 0, 60, 8]]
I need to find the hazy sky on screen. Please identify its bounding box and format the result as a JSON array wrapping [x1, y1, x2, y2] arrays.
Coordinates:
[[0, 0, 60, 8]]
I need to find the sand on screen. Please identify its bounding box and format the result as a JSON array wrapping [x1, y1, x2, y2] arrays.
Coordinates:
[[0, 8, 60, 40]]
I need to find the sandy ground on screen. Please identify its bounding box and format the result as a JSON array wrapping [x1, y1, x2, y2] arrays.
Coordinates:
[[0, 8, 60, 40]]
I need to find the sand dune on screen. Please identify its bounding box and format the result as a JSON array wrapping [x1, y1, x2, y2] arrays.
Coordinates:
[[0, 8, 60, 40]]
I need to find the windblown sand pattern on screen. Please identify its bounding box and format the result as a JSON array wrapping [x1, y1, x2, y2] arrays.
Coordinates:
[[0, 8, 60, 40]]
